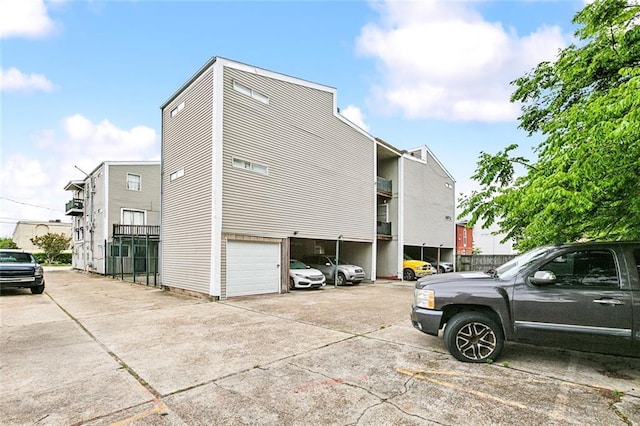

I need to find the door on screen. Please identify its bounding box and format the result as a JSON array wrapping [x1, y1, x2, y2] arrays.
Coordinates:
[[226, 241, 281, 297], [512, 248, 633, 354]]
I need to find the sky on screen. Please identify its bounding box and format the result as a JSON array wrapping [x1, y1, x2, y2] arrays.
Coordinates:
[[0, 0, 587, 238]]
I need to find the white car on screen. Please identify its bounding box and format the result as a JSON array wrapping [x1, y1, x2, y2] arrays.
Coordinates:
[[289, 259, 326, 290], [425, 257, 454, 273]]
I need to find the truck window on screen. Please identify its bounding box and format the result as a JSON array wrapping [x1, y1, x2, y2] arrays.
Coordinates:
[[538, 249, 619, 289]]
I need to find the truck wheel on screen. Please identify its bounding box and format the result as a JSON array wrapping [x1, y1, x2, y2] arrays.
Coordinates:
[[31, 284, 45, 294], [443, 312, 504, 363], [403, 268, 416, 281]]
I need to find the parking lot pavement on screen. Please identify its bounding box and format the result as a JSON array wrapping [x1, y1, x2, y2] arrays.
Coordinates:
[[1, 270, 638, 425]]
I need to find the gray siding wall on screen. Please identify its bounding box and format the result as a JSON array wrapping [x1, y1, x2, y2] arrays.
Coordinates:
[[107, 164, 161, 233], [221, 67, 375, 242], [161, 67, 214, 294], [402, 155, 455, 248]]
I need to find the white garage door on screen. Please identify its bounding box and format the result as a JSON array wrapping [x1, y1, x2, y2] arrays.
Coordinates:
[[226, 240, 281, 297]]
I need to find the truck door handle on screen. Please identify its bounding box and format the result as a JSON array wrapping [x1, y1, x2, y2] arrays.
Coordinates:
[[592, 298, 623, 306]]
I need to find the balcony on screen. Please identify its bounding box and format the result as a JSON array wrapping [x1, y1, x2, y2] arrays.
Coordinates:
[[65, 199, 84, 216], [377, 176, 392, 197], [377, 221, 392, 239], [113, 224, 160, 236]]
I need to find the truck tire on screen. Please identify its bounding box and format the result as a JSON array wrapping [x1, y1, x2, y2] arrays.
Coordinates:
[[443, 311, 504, 363], [31, 284, 45, 294], [403, 268, 416, 281]]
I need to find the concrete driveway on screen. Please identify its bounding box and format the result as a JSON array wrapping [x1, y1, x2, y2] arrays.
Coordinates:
[[1, 270, 639, 425]]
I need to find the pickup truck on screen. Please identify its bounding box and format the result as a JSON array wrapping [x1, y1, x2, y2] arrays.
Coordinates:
[[411, 241, 639, 362], [0, 249, 46, 294]]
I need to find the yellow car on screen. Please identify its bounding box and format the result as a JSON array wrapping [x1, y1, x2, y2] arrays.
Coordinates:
[[403, 255, 433, 281]]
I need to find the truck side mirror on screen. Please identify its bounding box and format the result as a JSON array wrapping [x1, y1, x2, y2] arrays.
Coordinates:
[[529, 270, 557, 286]]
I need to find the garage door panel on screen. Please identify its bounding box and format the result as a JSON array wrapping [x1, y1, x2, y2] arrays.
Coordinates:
[[227, 241, 280, 297]]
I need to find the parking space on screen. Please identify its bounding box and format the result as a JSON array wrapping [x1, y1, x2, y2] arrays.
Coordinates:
[[1, 270, 638, 425]]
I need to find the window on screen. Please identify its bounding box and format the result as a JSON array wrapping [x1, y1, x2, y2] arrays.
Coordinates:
[[170, 168, 185, 181], [111, 245, 129, 257], [122, 209, 145, 225], [538, 250, 619, 289], [126, 173, 141, 191], [233, 81, 269, 105], [171, 101, 185, 117], [463, 229, 467, 246], [232, 157, 268, 175]]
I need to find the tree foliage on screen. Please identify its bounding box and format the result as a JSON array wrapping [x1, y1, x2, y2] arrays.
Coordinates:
[[459, 0, 640, 251], [30, 233, 72, 264], [0, 238, 19, 249]]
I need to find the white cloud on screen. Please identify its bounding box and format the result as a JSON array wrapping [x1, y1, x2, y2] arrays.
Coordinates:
[[0, 0, 56, 39], [0, 67, 56, 92], [356, 0, 569, 122], [341, 105, 370, 132], [0, 115, 159, 237]]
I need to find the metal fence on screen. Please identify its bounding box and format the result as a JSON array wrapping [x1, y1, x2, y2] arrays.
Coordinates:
[[456, 254, 517, 272], [105, 235, 160, 287]]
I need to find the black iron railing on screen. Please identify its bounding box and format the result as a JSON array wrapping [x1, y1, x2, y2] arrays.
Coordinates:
[[113, 224, 160, 236]]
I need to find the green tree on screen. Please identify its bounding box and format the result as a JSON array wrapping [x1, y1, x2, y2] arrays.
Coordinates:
[[0, 238, 19, 249], [459, 0, 640, 251], [30, 233, 72, 264]]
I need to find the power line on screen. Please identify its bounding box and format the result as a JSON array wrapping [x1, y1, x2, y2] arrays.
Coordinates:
[[0, 197, 61, 212]]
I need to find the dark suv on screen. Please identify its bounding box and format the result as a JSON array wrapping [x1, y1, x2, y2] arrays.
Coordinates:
[[0, 250, 45, 294]]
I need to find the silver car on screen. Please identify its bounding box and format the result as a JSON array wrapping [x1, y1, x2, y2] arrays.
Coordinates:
[[425, 257, 454, 273], [300, 255, 365, 285]]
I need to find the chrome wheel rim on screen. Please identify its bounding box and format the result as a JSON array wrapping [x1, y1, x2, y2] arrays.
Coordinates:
[[455, 322, 497, 360]]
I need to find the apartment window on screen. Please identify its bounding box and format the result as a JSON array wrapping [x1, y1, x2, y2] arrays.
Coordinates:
[[171, 101, 185, 117], [463, 229, 467, 246], [377, 204, 389, 222], [111, 245, 130, 257], [233, 81, 269, 105], [170, 168, 185, 181], [122, 209, 145, 225], [232, 157, 268, 175], [126, 173, 141, 191]]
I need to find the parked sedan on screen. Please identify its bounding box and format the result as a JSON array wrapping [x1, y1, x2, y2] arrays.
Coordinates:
[[0, 250, 45, 294], [425, 257, 454, 273], [300, 255, 365, 285], [289, 259, 326, 290]]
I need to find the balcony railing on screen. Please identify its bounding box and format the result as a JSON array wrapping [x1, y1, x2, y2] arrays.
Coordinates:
[[377, 221, 391, 236], [113, 224, 160, 236], [377, 176, 392, 196], [65, 199, 84, 216]]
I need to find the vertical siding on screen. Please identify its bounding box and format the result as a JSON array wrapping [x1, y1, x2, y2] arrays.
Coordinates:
[[221, 67, 375, 242], [161, 67, 214, 294], [402, 155, 455, 248]]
